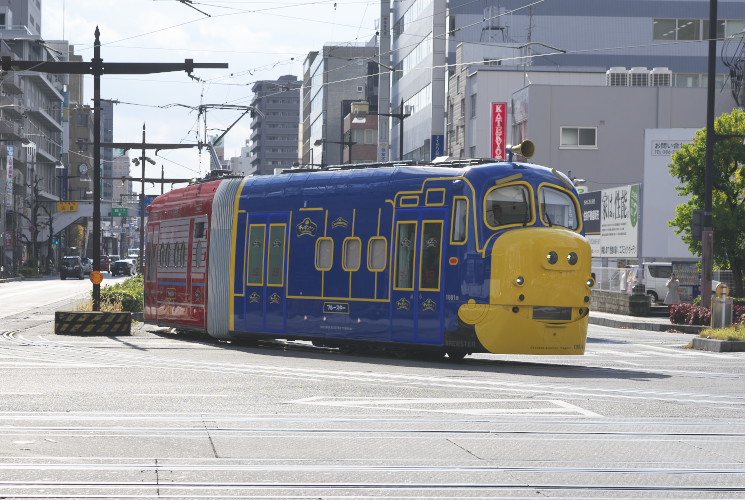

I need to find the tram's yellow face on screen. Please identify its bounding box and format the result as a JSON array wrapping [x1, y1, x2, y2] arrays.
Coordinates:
[[458, 228, 593, 355]]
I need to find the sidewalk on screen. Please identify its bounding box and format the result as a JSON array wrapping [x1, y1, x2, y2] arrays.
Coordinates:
[[589, 310, 706, 335]]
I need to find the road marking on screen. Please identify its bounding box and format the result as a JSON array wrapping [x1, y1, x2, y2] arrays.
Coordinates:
[[290, 397, 602, 417]]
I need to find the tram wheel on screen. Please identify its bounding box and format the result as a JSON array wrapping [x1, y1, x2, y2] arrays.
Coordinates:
[[446, 349, 468, 361]]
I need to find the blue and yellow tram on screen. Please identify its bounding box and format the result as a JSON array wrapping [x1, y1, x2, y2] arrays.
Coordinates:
[[144, 142, 594, 359]]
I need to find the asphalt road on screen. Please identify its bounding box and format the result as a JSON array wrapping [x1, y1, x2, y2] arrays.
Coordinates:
[[0, 277, 743, 499]]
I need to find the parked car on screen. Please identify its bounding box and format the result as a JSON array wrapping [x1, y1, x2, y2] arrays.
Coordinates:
[[110, 259, 135, 276], [60, 256, 85, 280], [100, 255, 111, 273], [80, 257, 93, 275]]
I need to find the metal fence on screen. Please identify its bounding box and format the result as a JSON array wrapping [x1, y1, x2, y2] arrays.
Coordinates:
[[592, 266, 743, 301]]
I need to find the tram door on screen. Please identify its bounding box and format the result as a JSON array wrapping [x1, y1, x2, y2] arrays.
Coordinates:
[[390, 209, 446, 344], [242, 213, 289, 333]]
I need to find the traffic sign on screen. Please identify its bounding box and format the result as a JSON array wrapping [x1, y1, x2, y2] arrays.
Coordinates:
[[90, 271, 104, 285], [112, 207, 128, 217]]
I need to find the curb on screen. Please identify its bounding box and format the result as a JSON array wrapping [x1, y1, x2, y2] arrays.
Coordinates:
[[692, 337, 745, 352], [588, 316, 706, 335]]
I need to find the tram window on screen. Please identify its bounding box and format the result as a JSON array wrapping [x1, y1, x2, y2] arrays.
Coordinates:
[[394, 222, 417, 290], [267, 225, 286, 286], [165, 243, 171, 268], [368, 237, 387, 272], [159, 243, 166, 267], [195, 222, 206, 238], [451, 198, 468, 242], [195, 241, 203, 268], [539, 186, 579, 230], [485, 184, 531, 228], [420, 221, 443, 290], [342, 238, 361, 272], [315, 237, 333, 271], [247, 225, 266, 285]]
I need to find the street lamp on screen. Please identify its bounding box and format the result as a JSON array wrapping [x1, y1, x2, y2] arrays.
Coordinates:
[[351, 99, 410, 161]]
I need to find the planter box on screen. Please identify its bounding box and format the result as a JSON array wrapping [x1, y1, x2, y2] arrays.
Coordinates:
[[692, 337, 745, 352], [54, 311, 131, 336]]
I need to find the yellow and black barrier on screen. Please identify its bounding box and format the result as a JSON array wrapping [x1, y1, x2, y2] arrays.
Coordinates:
[[54, 311, 132, 336]]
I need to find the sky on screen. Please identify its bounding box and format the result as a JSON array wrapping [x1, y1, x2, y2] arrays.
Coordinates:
[[41, 0, 379, 193]]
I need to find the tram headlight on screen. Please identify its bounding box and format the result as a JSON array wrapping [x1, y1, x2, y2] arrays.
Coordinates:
[[567, 252, 578, 265], [546, 251, 558, 265], [586, 277, 596, 288], [515, 276, 525, 286]]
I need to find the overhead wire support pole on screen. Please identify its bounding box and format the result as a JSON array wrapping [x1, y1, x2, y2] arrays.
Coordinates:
[[1, 27, 228, 311], [703, 0, 718, 311]]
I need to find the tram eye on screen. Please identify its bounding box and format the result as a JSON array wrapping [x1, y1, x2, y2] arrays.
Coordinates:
[[515, 276, 525, 286], [587, 277, 596, 288], [567, 252, 578, 265], [546, 251, 558, 265]]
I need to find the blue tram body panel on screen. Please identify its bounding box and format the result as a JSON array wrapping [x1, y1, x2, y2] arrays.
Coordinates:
[[148, 153, 593, 357]]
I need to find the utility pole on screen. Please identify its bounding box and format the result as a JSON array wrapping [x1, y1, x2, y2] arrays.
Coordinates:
[[702, 0, 718, 310], [1, 27, 227, 310]]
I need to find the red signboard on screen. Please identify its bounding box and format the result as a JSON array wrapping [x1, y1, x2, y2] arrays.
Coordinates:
[[491, 102, 507, 159]]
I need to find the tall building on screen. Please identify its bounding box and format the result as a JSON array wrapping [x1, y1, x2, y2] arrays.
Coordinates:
[[248, 75, 301, 175], [0, 0, 66, 269], [0, 0, 41, 35], [301, 44, 379, 168], [387, 0, 744, 161]]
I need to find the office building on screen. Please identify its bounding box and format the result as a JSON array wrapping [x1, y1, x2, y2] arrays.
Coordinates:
[[248, 75, 301, 175], [387, 0, 744, 161], [301, 44, 378, 168]]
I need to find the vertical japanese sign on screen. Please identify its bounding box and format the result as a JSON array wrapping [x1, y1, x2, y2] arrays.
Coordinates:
[[579, 191, 601, 256], [491, 102, 507, 159], [600, 184, 640, 258], [5, 145, 14, 211]]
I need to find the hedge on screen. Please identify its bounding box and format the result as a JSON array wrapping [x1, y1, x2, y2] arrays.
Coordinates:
[[670, 302, 745, 326]]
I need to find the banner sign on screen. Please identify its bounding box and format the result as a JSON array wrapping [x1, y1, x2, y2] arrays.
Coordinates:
[[491, 103, 507, 159], [5, 145, 13, 211], [599, 184, 640, 258], [58, 201, 79, 212], [430, 134, 444, 159]]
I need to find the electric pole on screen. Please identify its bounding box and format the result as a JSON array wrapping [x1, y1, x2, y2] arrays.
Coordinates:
[[2, 27, 227, 310]]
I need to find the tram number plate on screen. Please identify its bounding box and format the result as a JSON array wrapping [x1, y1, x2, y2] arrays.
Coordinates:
[[323, 302, 349, 314]]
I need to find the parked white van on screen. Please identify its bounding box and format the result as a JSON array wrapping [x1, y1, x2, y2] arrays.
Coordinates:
[[630, 262, 720, 303], [630, 262, 673, 302]]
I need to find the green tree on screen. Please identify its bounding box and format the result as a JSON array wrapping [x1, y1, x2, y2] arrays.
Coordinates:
[[668, 108, 745, 297]]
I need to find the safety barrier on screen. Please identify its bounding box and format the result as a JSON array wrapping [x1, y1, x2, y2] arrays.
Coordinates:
[[54, 311, 132, 336]]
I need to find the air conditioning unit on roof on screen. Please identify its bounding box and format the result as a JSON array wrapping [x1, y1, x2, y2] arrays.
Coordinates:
[[606, 67, 628, 86], [628, 67, 650, 87], [650, 67, 672, 87]]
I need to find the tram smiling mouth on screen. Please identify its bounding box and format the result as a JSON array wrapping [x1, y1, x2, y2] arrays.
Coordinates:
[[532, 306, 573, 321]]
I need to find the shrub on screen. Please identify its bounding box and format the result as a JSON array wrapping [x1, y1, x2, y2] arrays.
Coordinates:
[[96, 274, 144, 312], [670, 303, 744, 326], [19, 266, 38, 277]]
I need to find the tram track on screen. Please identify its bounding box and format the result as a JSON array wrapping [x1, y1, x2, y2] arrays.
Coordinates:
[[1, 322, 744, 497], [2, 328, 745, 410]]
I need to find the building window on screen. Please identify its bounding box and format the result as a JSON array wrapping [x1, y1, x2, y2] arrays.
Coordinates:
[[560, 127, 597, 149], [470, 94, 477, 118]]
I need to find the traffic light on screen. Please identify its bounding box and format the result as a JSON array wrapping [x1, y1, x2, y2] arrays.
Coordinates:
[[692, 209, 703, 241]]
